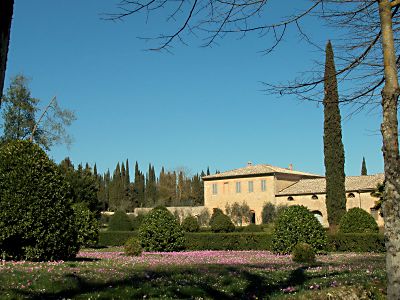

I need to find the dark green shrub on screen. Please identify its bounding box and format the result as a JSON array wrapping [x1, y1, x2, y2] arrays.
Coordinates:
[[339, 208, 379, 233], [185, 232, 273, 250], [209, 208, 224, 227], [210, 213, 235, 233], [98, 231, 137, 246], [124, 237, 143, 256], [243, 224, 263, 232], [292, 243, 316, 263], [272, 205, 327, 254], [100, 214, 111, 229], [182, 215, 200, 232], [328, 233, 385, 252], [130, 213, 147, 230], [139, 207, 185, 251], [0, 140, 79, 261], [108, 211, 133, 231], [72, 203, 99, 247]]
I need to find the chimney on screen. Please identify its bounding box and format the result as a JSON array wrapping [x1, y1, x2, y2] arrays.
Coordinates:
[[288, 164, 293, 170], [247, 161, 252, 167]]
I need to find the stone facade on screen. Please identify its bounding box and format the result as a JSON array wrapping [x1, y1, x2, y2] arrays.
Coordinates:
[[203, 163, 384, 227]]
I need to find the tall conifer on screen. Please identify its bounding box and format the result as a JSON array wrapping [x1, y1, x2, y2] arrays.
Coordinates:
[[323, 41, 346, 228], [361, 157, 368, 175]]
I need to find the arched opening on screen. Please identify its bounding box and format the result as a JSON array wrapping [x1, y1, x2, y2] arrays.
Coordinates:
[[347, 193, 355, 198], [311, 194, 318, 200], [311, 210, 323, 225], [287, 196, 294, 201]]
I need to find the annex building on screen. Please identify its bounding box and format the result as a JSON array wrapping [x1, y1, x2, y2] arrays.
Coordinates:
[[202, 163, 384, 227]]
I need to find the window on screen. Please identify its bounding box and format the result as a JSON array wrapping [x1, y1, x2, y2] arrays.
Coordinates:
[[236, 182, 241, 193], [261, 180, 267, 192], [348, 193, 355, 198], [248, 181, 254, 193], [212, 183, 218, 195], [311, 194, 318, 200], [287, 196, 294, 201]]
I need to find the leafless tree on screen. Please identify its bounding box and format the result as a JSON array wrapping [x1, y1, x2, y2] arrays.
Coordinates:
[[0, 0, 14, 107], [108, 1, 400, 298]]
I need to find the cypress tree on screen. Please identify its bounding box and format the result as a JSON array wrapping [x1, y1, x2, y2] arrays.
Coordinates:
[[134, 161, 145, 207], [323, 41, 346, 228], [361, 157, 368, 175], [206, 167, 210, 176]]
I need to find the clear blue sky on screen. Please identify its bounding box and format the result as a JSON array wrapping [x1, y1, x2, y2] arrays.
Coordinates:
[[3, 0, 384, 177]]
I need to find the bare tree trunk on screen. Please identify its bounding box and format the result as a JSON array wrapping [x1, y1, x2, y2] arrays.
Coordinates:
[[378, 1, 400, 299], [0, 0, 14, 106]]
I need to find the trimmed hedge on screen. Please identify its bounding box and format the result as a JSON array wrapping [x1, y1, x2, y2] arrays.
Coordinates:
[[98, 231, 386, 252], [185, 232, 273, 250], [328, 233, 385, 252], [99, 231, 137, 246]]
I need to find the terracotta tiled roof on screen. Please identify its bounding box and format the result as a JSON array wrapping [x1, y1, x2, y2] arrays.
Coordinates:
[[202, 164, 322, 180], [277, 173, 384, 195]]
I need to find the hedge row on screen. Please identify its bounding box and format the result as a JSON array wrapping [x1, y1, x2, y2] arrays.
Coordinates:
[[98, 231, 385, 252]]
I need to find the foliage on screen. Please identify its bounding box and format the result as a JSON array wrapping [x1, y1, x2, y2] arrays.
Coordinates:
[[197, 208, 210, 226], [371, 183, 385, 217], [225, 201, 251, 226], [108, 211, 133, 231], [261, 203, 288, 224], [98, 231, 138, 246], [291, 243, 316, 264], [328, 233, 385, 252], [272, 205, 327, 254], [139, 207, 185, 251], [124, 237, 143, 256], [339, 208, 379, 234], [0, 75, 75, 150], [72, 203, 99, 247], [0, 140, 79, 261], [361, 157, 368, 175], [323, 42, 347, 228], [182, 215, 200, 232], [130, 212, 147, 230], [243, 224, 263, 232], [210, 213, 235, 233], [209, 208, 224, 227], [59, 158, 99, 212]]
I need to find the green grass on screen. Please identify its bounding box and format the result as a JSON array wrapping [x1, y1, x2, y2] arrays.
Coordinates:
[[0, 250, 386, 299]]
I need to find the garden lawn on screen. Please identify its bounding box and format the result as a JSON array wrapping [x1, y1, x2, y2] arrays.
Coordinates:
[[0, 249, 386, 299]]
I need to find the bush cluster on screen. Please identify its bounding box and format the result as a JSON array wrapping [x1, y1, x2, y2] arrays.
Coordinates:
[[210, 213, 235, 233], [108, 211, 133, 231], [0, 140, 79, 261], [261, 203, 288, 224], [242, 224, 263, 232], [291, 243, 316, 264], [272, 205, 327, 254], [339, 208, 379, 234], [124, 237, 143, 256], [181, 215, 200, 232], [139, 206, 185, 252]]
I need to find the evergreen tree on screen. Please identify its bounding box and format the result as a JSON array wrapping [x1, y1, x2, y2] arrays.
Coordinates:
[[133, 161, 145, 207], [93, 163, 98, 177], [323, 41, 346, 228], [361, 157, 368, 175], [145, 164, 157, 206], [206, 167, 210, 176]]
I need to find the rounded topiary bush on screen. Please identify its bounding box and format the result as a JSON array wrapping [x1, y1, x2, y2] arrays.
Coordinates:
[[0, 140, 79, 261], [339, 208, 379, 233], [272, 205, 327, 254], [124, 237, 143, 256], [292, 242, 316, 264], [139, 207, 185, 252], [108, 211, 133, 231], [209, 208, 224, 227], [210, 213, 235, 233], [182, 215, 200, 232]]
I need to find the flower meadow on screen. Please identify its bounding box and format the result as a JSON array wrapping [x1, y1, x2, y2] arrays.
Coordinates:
[[0, 249, 386, 299]]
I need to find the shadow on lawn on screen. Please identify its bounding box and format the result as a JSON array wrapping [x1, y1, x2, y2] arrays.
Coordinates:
[[12, 266, 340, 300]]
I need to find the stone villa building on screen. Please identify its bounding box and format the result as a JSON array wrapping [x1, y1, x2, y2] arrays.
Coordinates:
[[202, 163, 384, 227]]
